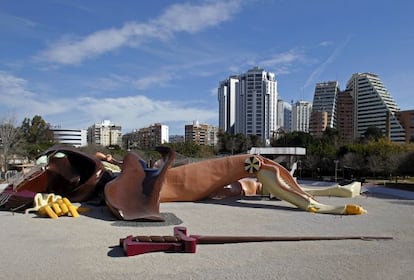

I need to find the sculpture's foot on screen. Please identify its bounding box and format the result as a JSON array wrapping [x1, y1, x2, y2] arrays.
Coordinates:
[[306, 203, 366, 215], [245, 156, 368, 216], [344, 204, 367, 215]]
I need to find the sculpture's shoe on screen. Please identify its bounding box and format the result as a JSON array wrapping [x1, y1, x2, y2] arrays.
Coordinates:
[[253, 156, 366, 215], [104, 146, 175, 221]]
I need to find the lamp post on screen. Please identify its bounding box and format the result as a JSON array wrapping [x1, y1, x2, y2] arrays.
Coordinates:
[[334, 160, 339, 182]]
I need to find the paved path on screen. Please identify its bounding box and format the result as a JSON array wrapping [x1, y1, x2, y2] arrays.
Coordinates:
[[0, 187, 413, 279]]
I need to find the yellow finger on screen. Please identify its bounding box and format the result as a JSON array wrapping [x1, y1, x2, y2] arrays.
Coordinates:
[[43, 205, 58, 219], [63, 197, 79, 218], [57, 199, 69, 215], [51, 202, 62, 216]]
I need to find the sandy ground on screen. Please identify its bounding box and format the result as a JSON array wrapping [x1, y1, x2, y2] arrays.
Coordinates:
[[0, 186, 413, 280]]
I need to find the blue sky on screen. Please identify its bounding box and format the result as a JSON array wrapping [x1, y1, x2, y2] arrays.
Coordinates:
[[1, 0, 413, 135]]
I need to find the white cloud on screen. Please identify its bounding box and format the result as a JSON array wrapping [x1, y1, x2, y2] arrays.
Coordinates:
[[0, 71, 33, 97], [133, 72, 174, 90], [319, 41, 333, 47], [0, 72, 79, 117], [302, 36, 352, 90], [37, 1, 242, 65], [75, 95, 217, 131], [260, 49, 305, 75], [155, 1, 241, 33], [85, 74, 129, 92], [0, 72, 217, 132]]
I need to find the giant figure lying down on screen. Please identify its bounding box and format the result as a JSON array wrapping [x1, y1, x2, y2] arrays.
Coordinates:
[[1, 146, 366, 220]]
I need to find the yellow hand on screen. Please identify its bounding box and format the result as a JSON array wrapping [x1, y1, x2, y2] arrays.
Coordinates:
[[37, 197, 84, 218], [25, 193, 62, 214]]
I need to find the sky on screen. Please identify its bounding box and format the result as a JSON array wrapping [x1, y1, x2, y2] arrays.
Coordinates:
[[1, 0, 413, 135]]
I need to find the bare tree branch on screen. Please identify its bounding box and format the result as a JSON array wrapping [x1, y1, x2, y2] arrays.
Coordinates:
[[0, 115, 20, 172]]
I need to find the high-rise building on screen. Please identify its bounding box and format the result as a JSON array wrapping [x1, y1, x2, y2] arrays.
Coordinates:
[[185, 120, 218, 146], [309, 111, 328, 137], [309, 81, 339, 136], [345, 73, 405, 142], [396, 110, 414, 143], [277, 99, 292, 132], [218, 66, 278, 144], [336, 90, 354, 143], [52, 128, 87, 147], [218, 76, 238, 134], [87, 120, 122, 147], [292, 100, 312, 132]]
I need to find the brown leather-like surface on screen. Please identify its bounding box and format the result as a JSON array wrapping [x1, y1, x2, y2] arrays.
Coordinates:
[[104, 148, 175, 221], [12, 146, 105, 202], [12, 168, 49, 194], [159, 154, 254, 202]]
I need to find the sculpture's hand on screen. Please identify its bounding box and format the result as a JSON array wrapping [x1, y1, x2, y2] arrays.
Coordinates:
[[25, 193, 86, 218], [25, 193, 62, 214], [38, 197, 80, 218]]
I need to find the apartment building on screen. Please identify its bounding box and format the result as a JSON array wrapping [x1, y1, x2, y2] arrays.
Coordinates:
[[137, 123, 169, 149], [396, 110, 414, 143], [218, 76, 238, 134], [336, 90, 354, 143], [345, 72, 405, 142], [292, 100, 312, 132], [277, 99, 292, 132], [87, 120, 122, 147], [218, 66, 278, 144], [309, 81, 339, 136], [185, 120, 218, 146]]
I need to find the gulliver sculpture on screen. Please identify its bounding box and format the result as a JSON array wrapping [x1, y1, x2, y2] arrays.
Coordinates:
[[1, 145, 366, 220], [100, 146, 366, 220]]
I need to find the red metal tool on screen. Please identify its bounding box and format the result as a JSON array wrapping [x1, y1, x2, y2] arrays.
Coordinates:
[[120, 226, 393, 256]]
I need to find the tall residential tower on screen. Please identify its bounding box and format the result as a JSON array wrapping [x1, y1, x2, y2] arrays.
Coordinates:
[[218, 67, 278, 144], [218, 76, 238, 134], [309, 81, 339, 136], [345, 73, 405, 142], [292, 100, 312, 133]]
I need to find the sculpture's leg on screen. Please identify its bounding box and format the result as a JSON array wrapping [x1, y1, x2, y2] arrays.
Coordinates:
[[160, 154, 256, 202], [301, 182, 362, 198], [248, 156, 366, 215]]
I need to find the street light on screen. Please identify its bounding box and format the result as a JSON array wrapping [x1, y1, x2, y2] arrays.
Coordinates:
[[334, 160, 339, 182]]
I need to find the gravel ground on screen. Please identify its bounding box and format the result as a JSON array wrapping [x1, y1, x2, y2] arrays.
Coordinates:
[[0, 187, 413, 280]]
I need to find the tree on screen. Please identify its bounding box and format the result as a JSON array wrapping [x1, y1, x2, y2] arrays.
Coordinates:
[[272, 131, 314, 147], [321, 127, 340, 147], [0, 115, 21, 172], [20, 115, 55, 159], [398, 151, 414, 176], [366, 154, 383, 177], [364, 126, 383, 141], [217, 132, 260, 155]]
